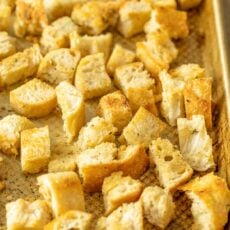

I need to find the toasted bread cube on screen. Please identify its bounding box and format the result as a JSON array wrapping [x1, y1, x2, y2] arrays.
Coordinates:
[[40, 16, 78, 54], [149, 138, 193, 192], [10, 78, 57, 118], [71, 1, 120, 35], [56, 81, 85, 143], [0, 45, 42, 88], [0, 4, 11, 31], [117, 144, 149, 179], [120, 107, 166, 147], [107, 44, 136, 75], [74, 53, 112, 99], [43, 0, 85, 21], [106, 201, 144, 230], [160, 70, 185, 126], [6, 199, 52, 230], [102, 172, 143, 215], [76, 116, 117, 151], [180, 173, 230, 230], [14, 0, 48, 38], [37, 172, 85, 217], [37, 49, 81, 86], [0, 114, 35, 155], [142, 0, 177, 9], [169, 63, 205, 81], [184, 78, 212, 129], [21, 126, 50, 173], [117, 1, 151, 38], [141, 186, 175, 228], [95, 217, 106, 230], [177, 115, 214, 171], [70, 32, 113, 61], [114, 62, 157, 114], [178, 0, 202, 10], [48, 155, 76, 173], [97, 91, 133, 132], [144, 8, 189, 39], [0, 32, 16, 61], [77, 142, 119, 192], [136, 31, 178, 78], [44, 210, 93, 230]]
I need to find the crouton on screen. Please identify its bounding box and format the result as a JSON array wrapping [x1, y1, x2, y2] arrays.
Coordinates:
[[141, 186, 175, 228], [117, 1, 151, 38], [0, 4, 11, 31], [160, 70, 185, 126], [142, 0, 177, 9], [97, 91, 133, 132], [107, 44, 136, 75], [120, 107, 166, 147], [180, 173, 230, 230], [77, 142, 119, 192], [178, 0, 202, 10], [40, 16, 78, 54], [37, 49, 81, 86], [106, 201, 144, 230], [44, 210, 93, 230], [169, 63, 205, 81], [114, 62, 157, 114], [70, 32, 113, 61], [48, 155, 76, 173], [184, 78, 212, 129], [0, 114, 35, 155], [56, 81, 85, 143], [177, 115, 214, 171], [95, 217, 106, 230], [144, 8, 189, 39], [14, 0, 48, 38], [21, 126, 50, 173], [37, 172, 85, 217], [74, 53, 112, 99], [0, 45, 42, 88], [10, 78, 57, 118], [117, 144, 149, 178], [149, 138, 193, 192], [71, 1, 120, 35], [102, 172, 143, 215], [0, 32, 16, 61], [76, 116, 117, 151], [136, 31, 178, 78], [6, 199, 52, 230], [43, 0, 85, 21]]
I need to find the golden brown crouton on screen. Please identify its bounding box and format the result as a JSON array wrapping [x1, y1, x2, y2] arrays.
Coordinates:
[[10, 78, 57, 118], [97, 91, 133, 132], [70, 32, 113, 62], [0, 114, 35, 155], [102, 171, 143, 215], [120, 107, 166, 147], [44, 210, 93, 230], [71, 1, 120, 35], [142, 0, 177, 9], [14, 0, 48, 38], [178, 0, 202, 10], [37, 172, 85, 217], [74, 53, 112, 99], [144, 8, 189, 39], [149, 138, 193, 192], [107, 44, 136, 76], [117, 1, 151, 38], [184, 78, 212, 129], [0, 4, 11, 31], [37, 49, 81, 86], [6, 199, 52, 230], [136, 31, 178, 78], [0, 32, 16, 61], [21, 126, 51, 174], [180, 173, 230, 230]]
